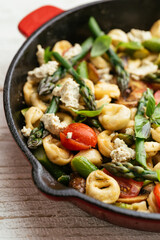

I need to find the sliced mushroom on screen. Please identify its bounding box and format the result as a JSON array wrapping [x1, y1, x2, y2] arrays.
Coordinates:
[[117, 194, 149, 203], [116, 80, 147, 107]]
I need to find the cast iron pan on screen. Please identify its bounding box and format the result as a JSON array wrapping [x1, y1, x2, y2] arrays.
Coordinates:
[[3, 0, 160, 231]]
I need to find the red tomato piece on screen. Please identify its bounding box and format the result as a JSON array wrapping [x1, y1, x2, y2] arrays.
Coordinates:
[[154, 90, 160, 105], [60, 123, 97, 151], [103, 169, 143, 198], [153, 184, 160, 209]]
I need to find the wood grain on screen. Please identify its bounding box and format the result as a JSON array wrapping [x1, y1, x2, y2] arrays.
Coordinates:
[[1, 0, 160, 239], [1, 85, 160, 240]]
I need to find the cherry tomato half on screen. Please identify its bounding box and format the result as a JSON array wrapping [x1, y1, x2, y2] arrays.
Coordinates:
[[103, 169, 143, 198], [60, 123, 97, 151], [153, 184, 160, 209], [154, 90, 160, 105]]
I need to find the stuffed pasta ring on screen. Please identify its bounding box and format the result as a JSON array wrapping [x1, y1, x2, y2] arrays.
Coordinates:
[[43, 135, 73, 165], [86, 170, 120, 204], [99, 104, 131, 131]]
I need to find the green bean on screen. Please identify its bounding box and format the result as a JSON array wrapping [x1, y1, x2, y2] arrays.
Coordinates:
[[71, 156, 98, 178], [77, 61, 88, 78]]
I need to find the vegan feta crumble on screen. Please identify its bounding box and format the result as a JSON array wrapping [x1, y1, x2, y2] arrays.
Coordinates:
[[66, 132, 73, 139], [63, 44, 82, 60], [110, 138, 135, 163], [41, 113, 68, 136], [21, 126, 32, 137], [53, 78, 80, 109], [127, 29, 152, 42], [27, 61, 58, 82]]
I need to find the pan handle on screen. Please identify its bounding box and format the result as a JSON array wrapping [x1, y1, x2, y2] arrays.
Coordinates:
[[18, 5, 64, 37]]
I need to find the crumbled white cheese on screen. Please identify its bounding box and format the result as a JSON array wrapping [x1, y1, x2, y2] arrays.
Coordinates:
[[128, 60, 158, 77], [125, 128, 134, 136], [97, 67, 113, 82], [67, 132, 72, 139], [41, 113, 67, 136], [127, 29, 152, 42], [27, 61, 58, 82], [63, 43, 82, 60], [36, 44, 45, 65], [110, 138, 135, 163], [97, 67, 110, 75], [53, 78, 80, 109], [21, 126, 32, 137]]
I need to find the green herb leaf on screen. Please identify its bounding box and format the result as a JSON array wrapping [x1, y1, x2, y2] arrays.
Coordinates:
[[151, 102, 160, 125], [74, 115, 87, 123], [143, 38, 160, 52], [146, 88, 156, 117], [135, 138, 147, 168], [71, 104, 105, 117], [44, 47, 53, 63], [116, 41, 143, 51], [156, 169, 160, 182], [135, 115, 151, 139], [77, 61, 88, 78], [91, 35, 111, 57]]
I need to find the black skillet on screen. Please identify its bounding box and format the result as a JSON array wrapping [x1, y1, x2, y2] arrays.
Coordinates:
[[3, 0, 160, 231]]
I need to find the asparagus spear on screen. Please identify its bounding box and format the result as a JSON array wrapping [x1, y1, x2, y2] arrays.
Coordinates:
[[38, 37, 94, 96], [52, 51, 97, 110], [134, 91, 149, 168], [27, 96, 60, 149], [103, 162, 159, 181], [71, 156, 98, 178], [38, 66, 65, 95], [77, 60, 88, 79], [143, 70, 160, 83], [88, 17, 130, 96], [76, 60, 103, 131]]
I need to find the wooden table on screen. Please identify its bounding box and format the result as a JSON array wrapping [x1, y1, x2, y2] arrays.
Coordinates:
[[1, 0, 160, 239]]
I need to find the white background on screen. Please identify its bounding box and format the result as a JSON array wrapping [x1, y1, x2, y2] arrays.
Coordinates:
[[0, 0, 100, 89]]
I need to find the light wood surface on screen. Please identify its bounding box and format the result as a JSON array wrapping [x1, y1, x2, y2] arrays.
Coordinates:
[[1, 0, 160, 239]]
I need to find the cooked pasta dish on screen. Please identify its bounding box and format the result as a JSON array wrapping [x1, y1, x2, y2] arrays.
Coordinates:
[[21, 17, 160, 213]]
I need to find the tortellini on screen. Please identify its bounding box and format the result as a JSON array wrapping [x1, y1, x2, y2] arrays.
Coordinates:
[[43, 135, 73, 165], [90, 56, 108, 69], [99, 104, 131, 131], [130, 107, 137, 120], [108, 29, 128, 46], [97, 130, 114, 157], [25, 106, 43, 129], [96, 95, 111, 108], [23, 81, 47, 112], [23, 81, 36, 106], [84, 79, 95, 94], [153, 162, 160, 171], [95, 82, 120, 100], [147, 191, 160, 213], [146, 157, 153, 170], [52, 40, 72, 55], [150, 19, 160, 38], [86, 170, 120, 204], [144, 141, 160, 157], [56, 112, 73, 126], [73, 149, 102, 167], [30, 92, 47, 112], [151, 127, 160, 143], [116, 201, 148, 212]]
